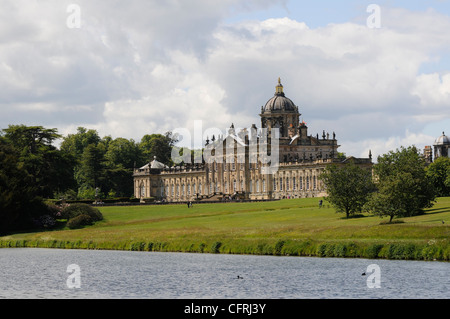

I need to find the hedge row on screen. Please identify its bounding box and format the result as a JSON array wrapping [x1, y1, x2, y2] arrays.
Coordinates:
[[1, 239, 449, 261]]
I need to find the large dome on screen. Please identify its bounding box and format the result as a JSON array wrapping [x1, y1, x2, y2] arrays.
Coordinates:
[[434, 132, 450, 145], [262, 78, 297, 113]]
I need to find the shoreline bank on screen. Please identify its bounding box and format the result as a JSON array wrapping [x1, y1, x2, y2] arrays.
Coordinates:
[[1, 237, 448, 261]]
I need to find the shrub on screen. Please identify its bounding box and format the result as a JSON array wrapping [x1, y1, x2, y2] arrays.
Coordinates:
[[334, 243, 347, 257], [210, 241, 222, 254], [274, 240, 285, 255], [67, 214, 93, 229], [62, 203, 103, 222], [317, 243, 328, 257], [366, 244, 383, 259]]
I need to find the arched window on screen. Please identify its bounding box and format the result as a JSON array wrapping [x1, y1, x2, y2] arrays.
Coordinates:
[[286, 177, 290, 190]]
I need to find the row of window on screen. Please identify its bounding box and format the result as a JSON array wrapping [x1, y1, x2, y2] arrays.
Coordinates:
[[273, 176, 318, 191], [158, 175, 319, 198], [210, 162, 262, 171]]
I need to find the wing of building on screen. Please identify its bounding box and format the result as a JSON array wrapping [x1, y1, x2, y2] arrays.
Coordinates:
[[424, 131, 450, 164], [133, 79, 373, 202]]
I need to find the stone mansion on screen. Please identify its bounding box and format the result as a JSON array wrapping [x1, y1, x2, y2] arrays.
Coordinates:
[[133, 79, 373, 202]]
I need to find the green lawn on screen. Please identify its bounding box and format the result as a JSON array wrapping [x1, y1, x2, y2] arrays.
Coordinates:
[[1, 197, 449, 260]]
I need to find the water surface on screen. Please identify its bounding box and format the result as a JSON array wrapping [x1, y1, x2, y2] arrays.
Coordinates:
[[0, 248, 448, 299]]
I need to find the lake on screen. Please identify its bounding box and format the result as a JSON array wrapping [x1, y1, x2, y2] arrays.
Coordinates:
[[0, 248, 448, 299]]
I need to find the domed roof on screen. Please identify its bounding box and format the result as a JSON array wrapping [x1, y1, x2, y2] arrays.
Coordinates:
[[139, 156, 168, 170], [262, 78, 297, 113], [434, 132, 450, 145]]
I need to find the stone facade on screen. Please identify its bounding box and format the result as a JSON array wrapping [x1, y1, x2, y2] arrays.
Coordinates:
[[133, 79, 372, 202], [424, 132, 450, 164]]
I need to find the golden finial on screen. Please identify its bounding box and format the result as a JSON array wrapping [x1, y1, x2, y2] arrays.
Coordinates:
[[276, 77, 283, 94]]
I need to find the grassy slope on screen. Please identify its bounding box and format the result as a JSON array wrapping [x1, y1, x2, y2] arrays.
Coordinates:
[[1, 197, 449, 260]]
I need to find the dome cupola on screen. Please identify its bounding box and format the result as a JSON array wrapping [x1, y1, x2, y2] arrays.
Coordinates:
[[262, 78, 297, 113], [434, 132, 450, 146]]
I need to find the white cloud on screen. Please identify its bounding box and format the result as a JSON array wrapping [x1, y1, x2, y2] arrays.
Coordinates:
[[0, 1, 449, 157], [341, 130, 436, 161]]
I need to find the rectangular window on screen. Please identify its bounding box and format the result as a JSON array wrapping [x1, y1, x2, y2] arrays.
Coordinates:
[[293, 177, 296, 190]]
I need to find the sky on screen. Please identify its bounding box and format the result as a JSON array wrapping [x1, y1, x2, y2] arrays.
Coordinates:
[[1, 0, 450, 160]]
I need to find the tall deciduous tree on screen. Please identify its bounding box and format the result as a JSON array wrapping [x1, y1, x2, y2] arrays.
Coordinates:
[[139, 132, 177, 166], [104, 137, 142, 197], [60, 127, 101, 158], [426, 157, 450, 197], [320, 162, 375, 218], [365, 146, 436, 222]]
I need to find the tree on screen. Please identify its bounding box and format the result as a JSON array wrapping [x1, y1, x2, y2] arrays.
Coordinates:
[[1, 125, 76, 198], [60, 127, 101, 158], [320, 162, 375, 218], [105, 137, 141, 169], [139, 132, 177, 166], [0, 137, 48, 233], [365, 146, 436, 222], [426, 157, 450, 197], [78, 143, 107, 191]]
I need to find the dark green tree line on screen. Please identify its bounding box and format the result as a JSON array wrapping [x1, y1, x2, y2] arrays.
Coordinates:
[[60, 127, 177, 200], [0, 124, 176, 233]]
